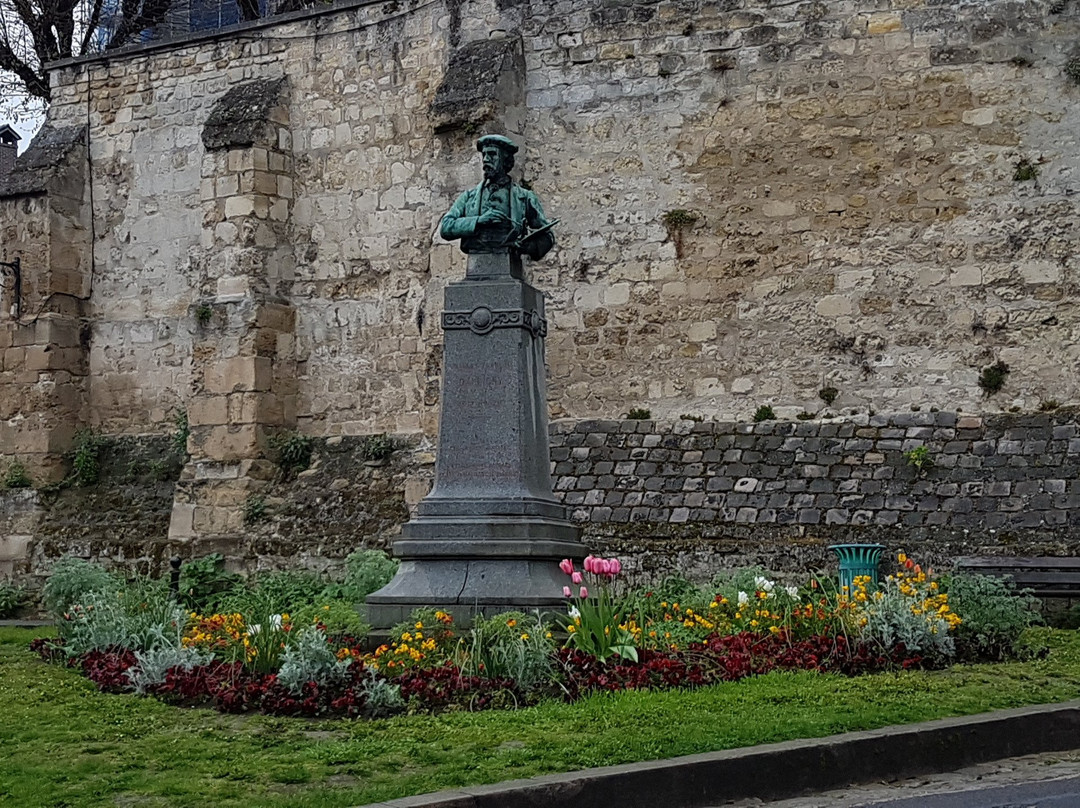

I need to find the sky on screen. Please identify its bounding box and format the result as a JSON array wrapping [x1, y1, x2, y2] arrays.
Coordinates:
[[1, 88, 46, 154]]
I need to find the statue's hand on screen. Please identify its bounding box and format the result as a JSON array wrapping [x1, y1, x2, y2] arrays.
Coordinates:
[[477, 209, 511, 227]]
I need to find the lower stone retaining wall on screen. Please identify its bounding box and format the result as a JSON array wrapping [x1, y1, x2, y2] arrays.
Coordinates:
[[4, 411, 1079, 589], [552, 410, 1080, 582]]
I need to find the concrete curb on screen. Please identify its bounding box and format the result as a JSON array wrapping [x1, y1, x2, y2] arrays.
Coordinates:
[[356, 700, 1080, 808]]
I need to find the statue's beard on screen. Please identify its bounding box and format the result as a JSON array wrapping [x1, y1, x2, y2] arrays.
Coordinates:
[[483, 164, 505, 181]]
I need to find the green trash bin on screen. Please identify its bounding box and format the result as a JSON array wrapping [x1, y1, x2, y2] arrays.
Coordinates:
[[828, 543, 886, 592]]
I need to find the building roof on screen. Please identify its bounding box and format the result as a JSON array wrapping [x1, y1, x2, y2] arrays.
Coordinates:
[[0, 125, 21, 145]]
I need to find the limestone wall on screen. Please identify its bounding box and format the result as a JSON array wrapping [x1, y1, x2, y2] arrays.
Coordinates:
[[15, 0, 1078, 440], [4, 0, 1080, 579]]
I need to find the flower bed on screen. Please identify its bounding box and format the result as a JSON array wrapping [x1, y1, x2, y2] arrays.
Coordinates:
[[29, 552, 1043, 719]]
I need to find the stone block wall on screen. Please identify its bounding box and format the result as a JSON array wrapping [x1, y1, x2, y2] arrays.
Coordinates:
[[553, 412, 1080, 581]]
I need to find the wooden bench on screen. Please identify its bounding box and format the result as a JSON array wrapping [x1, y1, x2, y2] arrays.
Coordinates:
[[956, 557, 1080, 599]]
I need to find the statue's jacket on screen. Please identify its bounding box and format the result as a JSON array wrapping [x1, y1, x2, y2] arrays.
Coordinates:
[[440, 181, 555, 259]]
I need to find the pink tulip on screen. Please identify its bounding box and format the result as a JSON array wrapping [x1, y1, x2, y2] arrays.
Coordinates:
[[610, 558, 622, 576], [571, 572, 583, 584], [562, 586, 572, 598], [584, 555, 596, 574], [580, 586, 589, 598], [559, 559, 574, 575]]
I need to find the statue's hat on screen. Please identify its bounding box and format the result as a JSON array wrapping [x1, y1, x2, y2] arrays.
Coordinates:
[[476, 134, 519, 154]]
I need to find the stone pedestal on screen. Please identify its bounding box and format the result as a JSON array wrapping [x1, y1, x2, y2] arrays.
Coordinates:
[[366, 253, 587, 627]]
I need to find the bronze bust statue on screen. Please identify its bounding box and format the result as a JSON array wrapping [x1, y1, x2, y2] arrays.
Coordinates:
[[440, 135, 556, 260]]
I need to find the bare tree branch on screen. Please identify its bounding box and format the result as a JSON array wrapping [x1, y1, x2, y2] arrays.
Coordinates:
[[0, 0, 174, 104]]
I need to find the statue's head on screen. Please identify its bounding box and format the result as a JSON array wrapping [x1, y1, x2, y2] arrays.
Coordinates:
[[477, 134, 517, 181]]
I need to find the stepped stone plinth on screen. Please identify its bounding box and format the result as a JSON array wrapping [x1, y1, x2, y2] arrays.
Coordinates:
[[366, 250, 587, 627]]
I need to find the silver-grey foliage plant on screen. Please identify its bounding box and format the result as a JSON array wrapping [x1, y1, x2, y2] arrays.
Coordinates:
[[42, 557, 122, 618], [359, 668, 404, 716], [127, 646, 214, 694], [276, 626, 354, 694], [63, 589, 188, 657]]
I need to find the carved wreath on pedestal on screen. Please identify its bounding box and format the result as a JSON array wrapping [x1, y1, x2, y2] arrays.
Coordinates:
[[442, 306, 548, 338]]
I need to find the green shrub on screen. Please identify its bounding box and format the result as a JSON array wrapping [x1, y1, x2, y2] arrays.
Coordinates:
[[243, 495, 267, 525], [818, 386, 839, 406], [70, 429, 106, 487], [3, 460, 32, 489], [1013, 158, 1038, 182], [247, 569, 328, 614], [171, 410, 190, 456], [42, 557, 122, 619], [978, 361, 1010, 397], [752, 405, 775, 422], [360, 434, 394, 462], [0, 582, 25, 617], [626, 408, 651, 420], [268, 431, 313, 479], [1065, 55, 1080, 85], [177, 554, 243, 613], [292, 599, 370, 640], [456, 611, 555, 691], [945, 573, 1042, 659], [903, 445, 933, 472], [326, 549, 399, 603]]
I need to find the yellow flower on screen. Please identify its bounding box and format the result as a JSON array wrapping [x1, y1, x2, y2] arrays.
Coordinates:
[[520, 633, 530, 641], [415, 621, 424, 629]]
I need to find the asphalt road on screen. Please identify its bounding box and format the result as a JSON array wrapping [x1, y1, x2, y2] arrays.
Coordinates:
[[724, 749, 1080, 808], [866, 776, 1080, 807]]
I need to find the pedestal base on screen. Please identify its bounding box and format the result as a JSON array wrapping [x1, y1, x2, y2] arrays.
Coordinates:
[[364, 254, 588, 628]]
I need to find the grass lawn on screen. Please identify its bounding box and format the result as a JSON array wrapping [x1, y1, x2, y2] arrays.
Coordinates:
[[2, 627, 1080, 807]]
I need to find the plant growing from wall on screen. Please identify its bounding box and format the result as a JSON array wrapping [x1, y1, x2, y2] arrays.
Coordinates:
[[626, 408, 651, 420], [1013, 158, 1038, 182], [195, 304, 213, 326], [70, 430, 106, 487], [752, 405, 775, 422], [903, 445, 933, 474], [177, 554, 242, 613], [1039, 400, 1061, 412], [243, 495, 267, 525], [1065, 55, 1080, 85], [171, 410, 190, 457], [3, 460, 32, 489], [268, 431, 313, 480], [818, 386, 839, 406], [661, 209, 698, 258], [0, 583, 25, 618], [360, 434, 394, 463], [978, 361, 1010, 397]]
